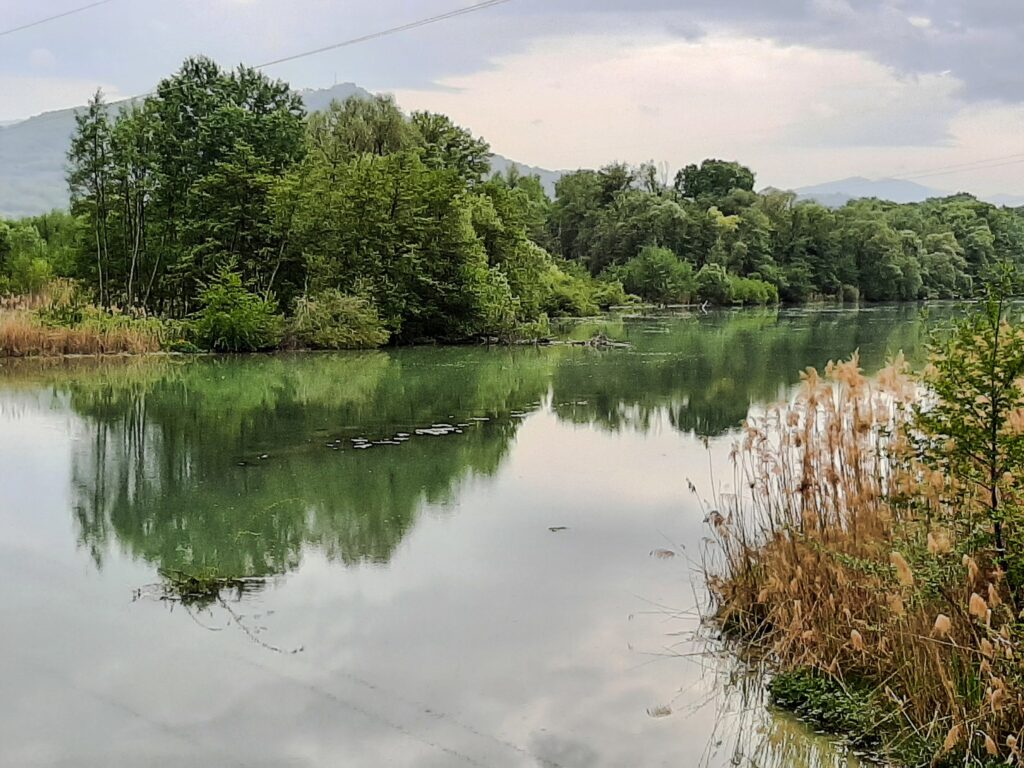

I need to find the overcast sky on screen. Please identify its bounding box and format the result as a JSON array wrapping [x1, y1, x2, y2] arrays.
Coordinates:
[[2, 0, 1024, 193]]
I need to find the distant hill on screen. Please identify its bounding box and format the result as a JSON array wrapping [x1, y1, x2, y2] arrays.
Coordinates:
[[488, 154, 563, 197], [0, 82, 563, 218], [794, 177, 945, 206], [794, 176, 1024, 208]]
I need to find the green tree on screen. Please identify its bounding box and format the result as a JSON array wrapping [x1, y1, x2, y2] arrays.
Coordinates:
[[675, 159, 755, 200], [306, 95, 413, 169], [913, 270, 1024, 593], [67, 89, 113, 304], [411, 111, 491, 184]]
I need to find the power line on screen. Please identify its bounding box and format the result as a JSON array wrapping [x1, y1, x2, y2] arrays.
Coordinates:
[[0, 0, 117, 38], [892, 152, 1024, 181], [4, 0, 516, 128], [255, 0, 515, 69]]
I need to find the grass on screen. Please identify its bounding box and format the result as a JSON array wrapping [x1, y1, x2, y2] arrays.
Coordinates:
[[705, 354, 1024, 766]]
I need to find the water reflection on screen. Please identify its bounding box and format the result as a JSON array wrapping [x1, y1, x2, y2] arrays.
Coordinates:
[[0, 305, 942, 582], [0, 306, 942, 767]]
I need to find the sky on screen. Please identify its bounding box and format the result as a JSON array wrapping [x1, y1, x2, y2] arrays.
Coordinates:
[[2, 0, 1024, 193]]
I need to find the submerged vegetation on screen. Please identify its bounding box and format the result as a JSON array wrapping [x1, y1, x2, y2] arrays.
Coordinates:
[[154, 568, 264, 610], [3, 56, 1024, 356], [707, 279, 1024, 765]]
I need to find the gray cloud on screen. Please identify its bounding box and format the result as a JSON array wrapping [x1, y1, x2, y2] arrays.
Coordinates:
[[1, 0, 1019, 115], [524, 0, 1024, 103]]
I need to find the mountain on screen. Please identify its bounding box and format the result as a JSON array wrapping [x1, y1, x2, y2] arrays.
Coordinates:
[[794, 177, 947, 206], [0, 103, 89, 217], [792, 176, 1024, 208], [0, 83, 563, 218], [984, 192, 1024, 209], [489, 154, 563, 197], [295, 82, 373, 112]]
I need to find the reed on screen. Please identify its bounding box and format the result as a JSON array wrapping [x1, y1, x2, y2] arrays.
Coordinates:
[[707, 354, 1024, 766], [0, 309, 162, 357]]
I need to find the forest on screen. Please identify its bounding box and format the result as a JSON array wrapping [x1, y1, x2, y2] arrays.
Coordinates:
[[2, 55, 1023, 351]]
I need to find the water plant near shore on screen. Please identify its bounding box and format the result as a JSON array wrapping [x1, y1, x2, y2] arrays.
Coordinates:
[[706, 285, 1024, 765]]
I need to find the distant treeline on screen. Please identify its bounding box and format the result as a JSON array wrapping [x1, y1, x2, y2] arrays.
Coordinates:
[[551, 160, 1024, 304], [2, 55, 1022, 347]]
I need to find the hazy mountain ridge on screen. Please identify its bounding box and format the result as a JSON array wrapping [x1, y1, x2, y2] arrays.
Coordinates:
[[793, 176, 1024, 208]]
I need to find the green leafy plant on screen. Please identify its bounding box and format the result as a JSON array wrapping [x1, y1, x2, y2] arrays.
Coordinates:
[[912, 266, 1024, 594], [695, 263, 732, 305], [288, 290, 390, 349], [194, 269, 284, 352], [613, 246, 694, 305]]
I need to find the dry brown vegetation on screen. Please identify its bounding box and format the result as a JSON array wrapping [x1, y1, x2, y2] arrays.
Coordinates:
[[0, 281, 165, 357], [708, 355, 1024, 765], [0, 310, 162, 357]]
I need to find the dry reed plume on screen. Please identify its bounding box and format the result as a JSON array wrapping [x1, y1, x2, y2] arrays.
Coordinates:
[[707, 354, 1024, 765]]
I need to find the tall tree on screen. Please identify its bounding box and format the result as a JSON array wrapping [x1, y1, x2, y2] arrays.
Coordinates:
[[67, 89, 113, 304]]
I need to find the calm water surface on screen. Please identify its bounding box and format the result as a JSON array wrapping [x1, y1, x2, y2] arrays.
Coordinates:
[[0, 306, 942, 767]]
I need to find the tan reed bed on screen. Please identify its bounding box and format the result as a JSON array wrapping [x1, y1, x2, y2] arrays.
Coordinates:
[[0, 309, 162, 357], [707, 354, 1023, 766]]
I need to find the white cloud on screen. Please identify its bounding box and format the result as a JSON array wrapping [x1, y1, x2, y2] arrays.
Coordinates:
[[0, 76, 122, 122], [393, 32, 1024, 193]]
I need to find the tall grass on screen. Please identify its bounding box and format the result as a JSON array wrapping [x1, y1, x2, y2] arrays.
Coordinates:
[[0, 310, 162, 356], [707, 354, 1023, 765]]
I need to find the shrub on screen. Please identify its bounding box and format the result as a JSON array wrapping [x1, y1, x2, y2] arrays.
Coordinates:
[[8, 253, 53, 295], [614, 246, 694, 304], [288, 290, 390, 349], [591, 278, 631, 309], [193, 269, 284, 352], [841, 283, 860, 303], [694, 263, 732, 305], [512, 313, 552, 341], [542, 267, 599, 317], [728, 274, 779, 305]]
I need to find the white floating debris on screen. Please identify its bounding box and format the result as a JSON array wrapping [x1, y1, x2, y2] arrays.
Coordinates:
[[416, 427, 454, 436]]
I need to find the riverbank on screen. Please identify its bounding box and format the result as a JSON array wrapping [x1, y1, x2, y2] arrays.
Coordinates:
[[706, 332, 1024, 766]]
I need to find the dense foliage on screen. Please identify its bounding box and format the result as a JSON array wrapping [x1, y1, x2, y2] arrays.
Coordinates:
[[549, 159, 1024, 303], [50, 57, 608, 347], [3, 57, 1024, 353]]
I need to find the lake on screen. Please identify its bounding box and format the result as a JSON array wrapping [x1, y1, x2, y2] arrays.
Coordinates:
[[0, 305, 940, 767]]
